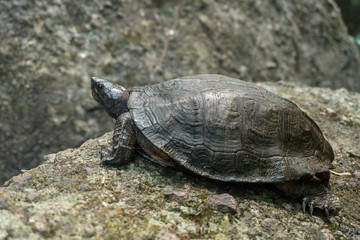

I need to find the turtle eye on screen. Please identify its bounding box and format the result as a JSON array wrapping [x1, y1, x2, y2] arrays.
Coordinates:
[[96, 83, 104, 90]]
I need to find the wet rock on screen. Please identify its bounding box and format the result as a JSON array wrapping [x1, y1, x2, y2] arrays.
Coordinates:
[[207, 193, 238, 214]]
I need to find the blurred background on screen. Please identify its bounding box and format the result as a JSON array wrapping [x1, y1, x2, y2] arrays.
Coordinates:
[[335, 0, 360, 44], [1, 0, 359, 184]]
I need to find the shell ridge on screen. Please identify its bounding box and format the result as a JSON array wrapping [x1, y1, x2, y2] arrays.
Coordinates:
[[128, 75, 334, 183]]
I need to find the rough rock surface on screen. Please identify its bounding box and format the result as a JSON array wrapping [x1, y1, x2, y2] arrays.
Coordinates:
[[1, 0, 360, 184], [1, 82, 359, 239], [207, 193, 238, 215]]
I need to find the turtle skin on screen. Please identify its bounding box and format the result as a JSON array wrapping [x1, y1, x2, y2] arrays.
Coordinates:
[[91, 74, 340, 216]]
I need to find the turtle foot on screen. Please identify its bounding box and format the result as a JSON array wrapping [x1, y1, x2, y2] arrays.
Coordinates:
[[275, 180, 340, 216], [100, 147, 114, 164], [301, 194, 340, 217]]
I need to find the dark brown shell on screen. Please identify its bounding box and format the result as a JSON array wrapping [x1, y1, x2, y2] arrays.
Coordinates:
[[129, 74, 334, 183]]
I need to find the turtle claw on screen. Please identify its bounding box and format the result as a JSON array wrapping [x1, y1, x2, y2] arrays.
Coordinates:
[[324, 205, 329, 217], [302, 198, 307, 213], [301, 194, 339, 217], [309, 202, 314, 216], [301, 198, 314, 216]]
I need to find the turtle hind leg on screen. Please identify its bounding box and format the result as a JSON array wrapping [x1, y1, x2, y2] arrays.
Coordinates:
[[275, 180, 340, 216], [300, 192, 340, 217], [101, 112, 136, 166]]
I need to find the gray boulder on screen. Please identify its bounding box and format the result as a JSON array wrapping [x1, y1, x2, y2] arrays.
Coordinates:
[[1, 0, 359, 184]]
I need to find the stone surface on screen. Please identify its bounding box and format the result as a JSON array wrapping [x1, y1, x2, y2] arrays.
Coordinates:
[[83, 226, 96, 238], [164, 191, 188, 202], [317, 232, 336, 240], [207, 193, 238, 214], [0, 195, 11, 210], [1, 0, 360, 184], [156, 227, 180, 240], [0, 82, 359, 239]]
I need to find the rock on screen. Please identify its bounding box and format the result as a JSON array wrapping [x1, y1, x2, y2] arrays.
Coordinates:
[[0, 195, 11, 210], [261, 218, 280, 230], [348, 150, 360, 158], [12, 172, 33, 186], [156, 227, 180, 240], [164, 191, 188, 202], [0, 83, 359, 239], [333, 230, 346, 239], [179, 206, 197, 216], [43, 154, 56, 162], [108, 210, 118, 218], [317, 232, 336, 240], [79, 183, 90, 191], [83, 226, 96, 238], [33, 221, 48, 233], [0, 229, 8, 240], [1, 0, 360, 185], [26, 192, 41, 202], [207, 193, 238, 214]]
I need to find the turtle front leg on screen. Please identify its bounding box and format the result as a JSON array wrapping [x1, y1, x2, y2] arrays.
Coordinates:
[[276, 180, 340, 216], [101, 112, 136, 166]]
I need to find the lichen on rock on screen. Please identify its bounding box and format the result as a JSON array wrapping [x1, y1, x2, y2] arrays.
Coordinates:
[[0, 82, 359, 239], [1, 0, 360, 185]]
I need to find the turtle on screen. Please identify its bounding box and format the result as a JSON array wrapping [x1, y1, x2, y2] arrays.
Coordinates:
[[91, 74, 339, 216]]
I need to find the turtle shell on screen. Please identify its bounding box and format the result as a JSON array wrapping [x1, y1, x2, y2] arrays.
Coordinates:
[[129, 74, 334, 183]]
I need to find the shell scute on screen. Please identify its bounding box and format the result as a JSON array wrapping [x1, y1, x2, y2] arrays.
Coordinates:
[[129, 74, 333, 183]]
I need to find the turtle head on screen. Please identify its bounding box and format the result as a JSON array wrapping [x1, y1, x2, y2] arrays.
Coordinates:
[[91, 77, 129, 119]]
